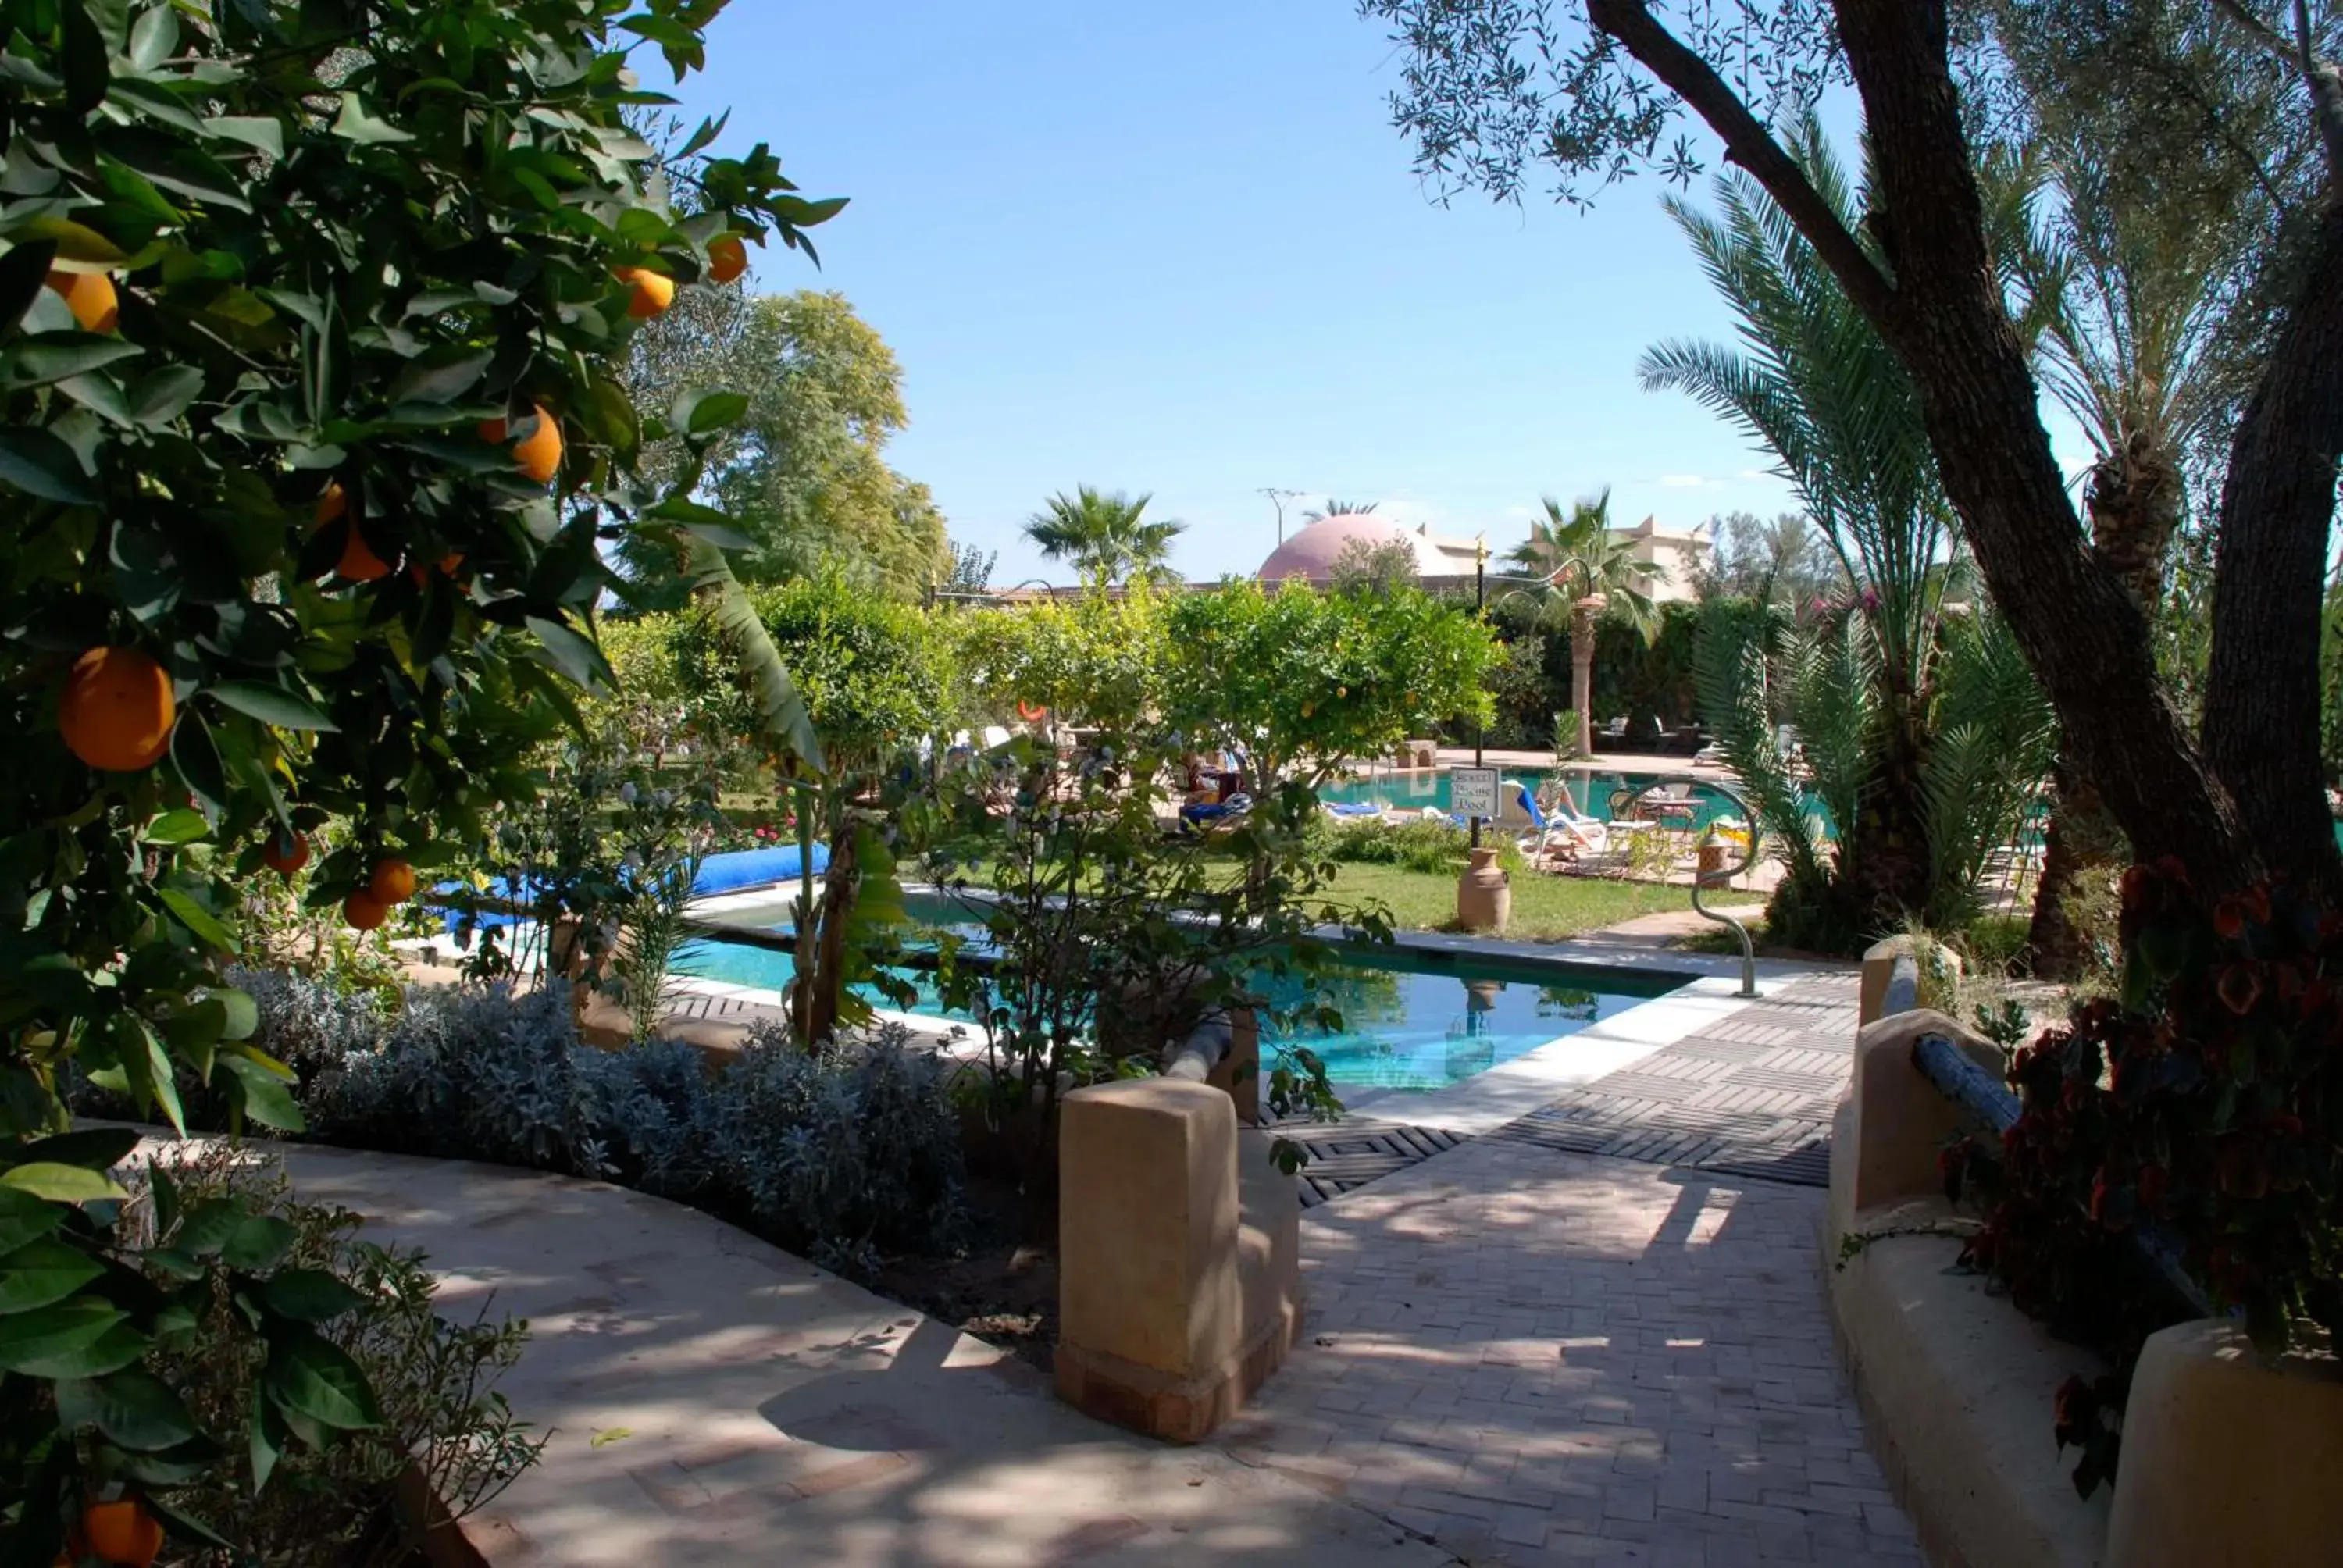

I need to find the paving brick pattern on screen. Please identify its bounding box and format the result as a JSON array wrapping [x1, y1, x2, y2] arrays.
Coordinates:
[[1218, 972, 1920, 1566], [1287, 1124, 1473, 1209], [1487, 976, 1862, 1190]]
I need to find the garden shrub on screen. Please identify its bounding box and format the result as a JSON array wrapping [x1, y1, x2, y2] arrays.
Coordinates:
[[226, 978, 966, 1274], [1317, 816, 1525, 878], [113, 1146, 540, 1567], [1953, 862, 2343, 1495]]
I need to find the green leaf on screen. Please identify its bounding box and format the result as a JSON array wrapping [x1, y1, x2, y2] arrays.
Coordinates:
[[58, 371, 136, 426], [55, 1367, 201, 1450], [207, 681, 337, 732], [221, 1053, 303, 1132], [144, 807, 209, 845], [172, 706, 227, 821], [137, 1016, 187, 1136], [0, 239, 59, 338], [0, 426, 99, 504], [385, 344, 492, 406], [203, 116, 284, 159], [250, 1385, 286, 1491], [159, 888, 239, 952], [214, 988, 259, 1042], [128, 363, 205, 428], [6, 331, 143, 388], [20, 1128, 141, 1170], [262, 1268, 369, 1324], [0, 1164, 129, 1203], [683, 390, 747, 435], [526, 615, 615, 693], [0, 1237, 103, 1313], [0, 1188, 66, 1254], [102, 129, 251, 211], [264, 1328, 383, 1430], [0, 1297, 129, 1375], [129, 2, 180, 70], [331, 91, 415, 145], [221, 1213, 296, 1272]]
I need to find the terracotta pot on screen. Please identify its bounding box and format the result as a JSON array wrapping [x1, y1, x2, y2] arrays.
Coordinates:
[[1456, 844, 1511, 932]]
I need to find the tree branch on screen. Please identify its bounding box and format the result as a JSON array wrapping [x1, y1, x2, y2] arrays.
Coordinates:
[[1582, 0, 1900, 326], [2292, 0, 2343, 172], [2211, 0, 2343, 172]]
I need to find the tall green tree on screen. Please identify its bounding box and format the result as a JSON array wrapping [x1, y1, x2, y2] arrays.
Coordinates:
[[625, 288, 947, 600], [1509, 489, 1660, 759], [1023, 486, 1184, 586], [1361, 0, 2343, 908], [1976, 2, 2316, 975], [1639, 123, 2012, 939]]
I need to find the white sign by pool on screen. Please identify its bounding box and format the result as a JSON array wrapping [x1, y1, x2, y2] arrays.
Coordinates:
[[1450, 767, 1502, 821]]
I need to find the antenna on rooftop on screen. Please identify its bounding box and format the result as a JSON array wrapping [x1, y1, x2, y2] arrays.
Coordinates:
[[1259, 487, 1304, 545]]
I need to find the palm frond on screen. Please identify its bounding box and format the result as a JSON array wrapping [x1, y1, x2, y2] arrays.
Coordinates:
[[1693, 611, 1831, 893], [685, 540, 825, 773], [1919, 611, 2057, 927]]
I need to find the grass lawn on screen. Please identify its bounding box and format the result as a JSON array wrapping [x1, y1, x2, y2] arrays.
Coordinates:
[[1323, 861, 1696, 943]]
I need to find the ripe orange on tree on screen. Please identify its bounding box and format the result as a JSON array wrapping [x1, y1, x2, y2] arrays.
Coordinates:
[[615, 265, 675, 319], [260, 832, 311, 876], [708, 233, 748, 284], [75, 1499, 163, 1567], [313, 482, 347, 524], [483, 404, 563, 484], [343, 892, 389, 931], [45, 269, 118, 333], [58, 647, 174, 772], [368, 859, 416, 904]]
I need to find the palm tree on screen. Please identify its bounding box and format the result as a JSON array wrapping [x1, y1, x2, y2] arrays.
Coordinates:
[[1508, 488, 1660, 760], [1023, 486, 1183, 587], [1302, 498, 1378, 522], [1639, 117, 1993, 941]]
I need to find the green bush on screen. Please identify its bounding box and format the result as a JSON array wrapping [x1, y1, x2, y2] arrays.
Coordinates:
[[1320, 816, 1524, 877], [119, 1146, 540, 1566]]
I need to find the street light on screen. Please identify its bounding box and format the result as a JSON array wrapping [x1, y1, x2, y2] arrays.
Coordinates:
[[1259, 487, 1304, 546]]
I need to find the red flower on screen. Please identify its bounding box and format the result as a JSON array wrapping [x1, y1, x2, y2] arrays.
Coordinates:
[[2213, 898, 2247, 940], [2216, 963, 2264, 1016]]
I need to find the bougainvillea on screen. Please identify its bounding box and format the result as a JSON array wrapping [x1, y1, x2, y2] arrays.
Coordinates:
[[1954, 859, 2343, 1493]]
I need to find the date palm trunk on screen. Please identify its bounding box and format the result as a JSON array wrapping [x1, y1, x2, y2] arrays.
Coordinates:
[[2027, 430, 2181, 978], [1571, 594, 1605, 758]]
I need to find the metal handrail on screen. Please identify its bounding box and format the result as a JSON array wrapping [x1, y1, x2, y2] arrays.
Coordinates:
[[1614, 772, 1760, 997]]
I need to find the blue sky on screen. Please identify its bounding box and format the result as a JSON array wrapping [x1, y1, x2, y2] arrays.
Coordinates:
[[662, 3, 1895, 586]]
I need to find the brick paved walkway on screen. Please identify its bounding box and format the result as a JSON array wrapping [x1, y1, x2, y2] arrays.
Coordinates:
[[1220, 974, 1920, 1566]]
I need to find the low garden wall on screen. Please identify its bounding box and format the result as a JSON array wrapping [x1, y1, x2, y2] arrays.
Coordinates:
[[1828, 943, 2343, 1568]]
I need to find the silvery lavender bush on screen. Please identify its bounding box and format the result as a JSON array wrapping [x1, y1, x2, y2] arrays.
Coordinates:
[[228, 974, 964, 1272]]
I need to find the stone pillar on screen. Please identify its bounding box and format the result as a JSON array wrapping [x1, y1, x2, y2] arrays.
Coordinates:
[[1841, 1009, 2005, 1217], [2106, 1320, 2343, 1567], [1055, 1078, 1300, 1442], [1204, 1008, 1261, 1127], [1859, 934, 1963, 1025]]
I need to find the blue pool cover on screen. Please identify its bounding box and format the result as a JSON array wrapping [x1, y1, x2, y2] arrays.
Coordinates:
[[433, 843, 830, 936]]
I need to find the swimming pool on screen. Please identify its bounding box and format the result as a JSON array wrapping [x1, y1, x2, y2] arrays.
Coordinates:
[[671, 892, 1689, 1091], [1320, 767, 1758, 829]]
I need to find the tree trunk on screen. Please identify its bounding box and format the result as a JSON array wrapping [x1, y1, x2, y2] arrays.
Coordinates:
[[2201, 200, 2343, 882], [1572, 597, 1601, 758], [2027, 431, 2181, 977], [1591, 0, 2341, 903], [1838, 684, 1934, 937]]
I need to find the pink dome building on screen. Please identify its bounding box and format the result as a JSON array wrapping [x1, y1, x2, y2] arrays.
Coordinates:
[[1257, 512, 1481, 586]]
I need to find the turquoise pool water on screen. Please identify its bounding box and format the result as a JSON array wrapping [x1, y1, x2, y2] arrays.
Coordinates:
[[671, 897, 1687, 1090], [1321, 768, 1762, 830]]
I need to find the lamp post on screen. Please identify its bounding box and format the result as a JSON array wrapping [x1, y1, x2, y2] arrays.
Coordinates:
[[1471, 534, 1488, 850], [1259, 487, 1303, 546]]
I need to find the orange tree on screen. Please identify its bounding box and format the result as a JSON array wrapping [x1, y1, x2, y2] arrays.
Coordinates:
[[0, 0, 828, 1552]]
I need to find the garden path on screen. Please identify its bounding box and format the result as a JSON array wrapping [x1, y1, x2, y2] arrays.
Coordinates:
[[1218, 972, 1923, 1566], [268, 1142, 1450, 1567]]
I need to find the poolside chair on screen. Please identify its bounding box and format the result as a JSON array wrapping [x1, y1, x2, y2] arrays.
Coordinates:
[[1179, 792, 1253, 832], [1515, 783, 1618, 864]]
